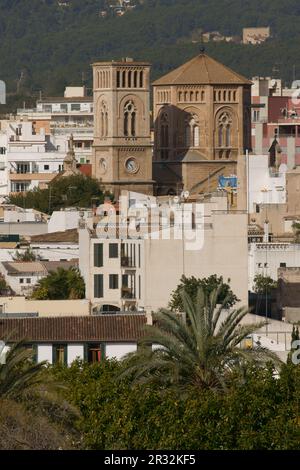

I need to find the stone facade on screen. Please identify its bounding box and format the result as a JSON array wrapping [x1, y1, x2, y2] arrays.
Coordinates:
[[91, 53, 252, 209], [92, 59, 154, 197], [152, 53, 252, 204]]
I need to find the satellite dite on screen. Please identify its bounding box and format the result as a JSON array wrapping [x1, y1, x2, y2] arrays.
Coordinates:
[[0, 80, 6, 104]]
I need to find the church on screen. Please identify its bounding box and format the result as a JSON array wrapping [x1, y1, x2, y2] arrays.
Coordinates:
[[91, 51, 252, 205]]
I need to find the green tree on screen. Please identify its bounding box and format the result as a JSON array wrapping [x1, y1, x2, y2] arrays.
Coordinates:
[[13, 247, 39, 262], [0, 339, 79, 449], [253, 274, 277, 294], [52, 359, 300, 450], [8, 175, 108, 215], [169, 274, 239, 311], [31, 267, 85, 300], [120, 283, 279, 392]]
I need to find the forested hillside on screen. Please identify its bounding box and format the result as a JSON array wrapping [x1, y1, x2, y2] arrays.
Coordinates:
[[1, 0, 300, 110]]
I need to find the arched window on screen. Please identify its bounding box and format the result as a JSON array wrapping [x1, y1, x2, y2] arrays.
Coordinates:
[[128, 71, 132, 88], [124, 112, 129, 136], [122, 71, 126, 88], [117, 71, 120, 88], [99, 101, 108, 137], [131, 111, 136, 136], [190, 91, 194, 101], [185, 114, 199, 147], [139, 71, 143, 88], [193, 125, 200, 147], [185, 124, 191, 147], [226, 125, 230, 147], [124, 100, 137, 137], [134, 71, 138, 88], [217, 112, 232, 148], [160, 113, 169, 160]]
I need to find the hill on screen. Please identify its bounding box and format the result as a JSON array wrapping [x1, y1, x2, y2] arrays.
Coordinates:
[[1, 0, 300, 111]]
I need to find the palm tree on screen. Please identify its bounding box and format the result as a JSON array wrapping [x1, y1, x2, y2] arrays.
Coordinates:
[[120, 285, 280, 392], [0, 339, 79, 449], [0, 339, 47, 399]]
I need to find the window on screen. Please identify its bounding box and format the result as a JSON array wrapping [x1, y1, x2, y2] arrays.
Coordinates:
[[53, 344, 67, 365], [139, 275, 141, 300], [94, 274, 104, 298], [217, 112, 232, 148], [19, 278, 24, 284], [109, 243, 118, 258], [109, 274, 119, 289], [11, 182, 30, 192], [123, 100, 137, 137], [71, 103, 80, 111], [0, 147, 6, 155], [280, 262, 287, 268], [185, 115, 199, 147], [16, 163, 30, 174], [43, 105, 52, 113], [193, 125, 200, 147], [44, 165, 49, 170], [86, 343, 104, 363], [26, 278, 31, 284], [94, 243, 103, 267], [99, 101, 108, 138], [160, 112, 169, 160], [60, 104, 68, 112]]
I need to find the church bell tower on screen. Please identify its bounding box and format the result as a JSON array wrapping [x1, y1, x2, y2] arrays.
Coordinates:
[[92, 58, 154, 196]]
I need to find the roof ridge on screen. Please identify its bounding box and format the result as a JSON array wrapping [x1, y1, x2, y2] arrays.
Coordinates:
[[206, 54, 252, 84]]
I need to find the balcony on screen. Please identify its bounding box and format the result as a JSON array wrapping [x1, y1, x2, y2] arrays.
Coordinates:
[[121, 287, 136, 300], [121, 256, 136, 268]]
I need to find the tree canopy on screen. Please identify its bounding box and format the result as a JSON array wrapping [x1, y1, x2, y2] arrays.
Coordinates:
[[31, 267, 85, 300], [8, 174, 106, 214], [1, 0, 300, 112]]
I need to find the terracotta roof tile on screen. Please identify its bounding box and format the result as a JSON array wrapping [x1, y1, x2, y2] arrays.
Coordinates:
[[30, 229, 79, 243], [0, 315, 147, 342]]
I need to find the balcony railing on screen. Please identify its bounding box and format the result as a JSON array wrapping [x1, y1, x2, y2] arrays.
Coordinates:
[[121, 287, 136, 299], [121, 256, 136, 268]]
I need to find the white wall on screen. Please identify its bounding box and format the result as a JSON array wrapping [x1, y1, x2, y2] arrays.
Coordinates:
[[248, 154, 286, 212], [37, 344, 52, 363], [106, 343, 137, 360], [67, 344, 84, 365], [249, 242, 300, 289]]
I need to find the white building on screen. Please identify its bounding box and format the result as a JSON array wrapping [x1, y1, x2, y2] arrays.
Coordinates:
[[0, 259, 78, 296], [17, 86, 94, 165], [249, 241, 300, 291], [0, 314, 146, 364], [79, 193, 248, 313], [248, 154, 286, 212], [5, 121, 66, 194]]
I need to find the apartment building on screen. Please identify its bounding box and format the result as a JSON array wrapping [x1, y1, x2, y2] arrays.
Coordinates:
[[4, 120, 66, 195], [79, 193, 248, 313], [17, 86, 94, 164]]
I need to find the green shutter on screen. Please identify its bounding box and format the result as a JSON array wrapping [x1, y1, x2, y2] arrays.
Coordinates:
[[94, 274, 103, 298], [94, 243, 103, 267]]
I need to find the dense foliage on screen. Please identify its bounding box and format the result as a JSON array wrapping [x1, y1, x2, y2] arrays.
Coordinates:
[[1, 0, 300, 112], [0, 340, 78, 449], [8, 174, 106, 214], [169, 274, 239, 311], [31, 267, 85, 300], [53, 360, 300, 450]]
